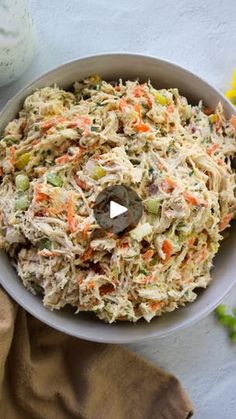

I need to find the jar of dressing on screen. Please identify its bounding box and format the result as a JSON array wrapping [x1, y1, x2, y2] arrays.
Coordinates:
[[0, 0, 36, 87]]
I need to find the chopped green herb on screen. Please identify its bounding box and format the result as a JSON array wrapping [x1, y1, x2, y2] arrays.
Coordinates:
[[139, 266, 149, 276], [150, 256, 158, 266], [91, 126, 99, 132], [215, 304, 227, 317], [39, 239, 52, 250]]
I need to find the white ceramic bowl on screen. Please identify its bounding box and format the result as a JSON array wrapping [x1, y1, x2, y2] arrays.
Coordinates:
[[0, 54, 235, 343]]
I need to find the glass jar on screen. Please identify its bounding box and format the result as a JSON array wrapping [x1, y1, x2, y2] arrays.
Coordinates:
[[0, 0, 36, 87]]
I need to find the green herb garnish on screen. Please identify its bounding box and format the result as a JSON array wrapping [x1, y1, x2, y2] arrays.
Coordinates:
[[39, 239, 52, 251]]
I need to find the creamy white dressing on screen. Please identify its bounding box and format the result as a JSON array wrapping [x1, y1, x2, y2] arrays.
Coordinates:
[[0, 0, 36, 87]]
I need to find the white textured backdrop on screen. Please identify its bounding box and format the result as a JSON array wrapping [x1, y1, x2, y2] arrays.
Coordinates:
[[0, 1, 236, 417]]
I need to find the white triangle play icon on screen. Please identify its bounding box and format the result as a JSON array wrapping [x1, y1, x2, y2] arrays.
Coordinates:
[[110, 200, 128, 219]]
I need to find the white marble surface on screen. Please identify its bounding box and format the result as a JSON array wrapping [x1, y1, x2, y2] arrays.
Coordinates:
[[0, 1, 236, 417]]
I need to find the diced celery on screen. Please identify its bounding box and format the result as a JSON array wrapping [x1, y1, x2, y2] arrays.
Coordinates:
[[39, 239, 52, 250], [215, 304, 227, 317]]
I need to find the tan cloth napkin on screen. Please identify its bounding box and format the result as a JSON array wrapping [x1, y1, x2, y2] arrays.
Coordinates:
[[0, 288, 193, 419]]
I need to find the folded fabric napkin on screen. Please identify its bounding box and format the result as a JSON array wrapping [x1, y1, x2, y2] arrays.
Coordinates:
[[0, 288, 193, 419]]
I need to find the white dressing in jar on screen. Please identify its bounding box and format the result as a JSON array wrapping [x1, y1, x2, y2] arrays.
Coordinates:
[[0, 0, 36, 87]]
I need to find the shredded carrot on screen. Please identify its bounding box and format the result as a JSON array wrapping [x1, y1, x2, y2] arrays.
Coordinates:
[[230, 115, 236, 129], [72, 147, 85, 163], [41, 117, 67, 131], [75, 177, 89, 191], [135, 123, 150, 132], [41, 119, 56, 131], [46, 206, 64, 216], [82, 222, 90, 240], [67, 194, 76, 233], [207, 143, 219, 156], [78, 276, 84, 286], [81, 247, 93, 262], [133, 85, 153, 108], [99, 283, 114, 296], [143, 249, 154, 260], [145, 95, 153, 109], [162, 239, 173, 261], [119, 98, 129, 111], [219, 213, 233, 231], [133, 84, 146, 97], [8, 146, 16, 166], [133, 104, 150, 131], [182, 191, 200, 206], [55, 154, 70, 165], [133, 85, 144, 97], [0, 167, 3, 177], [215, 117, 222, 132], [34, 185, 49, 202], [196, 245, 208, 263], [161, 177, 176, 193], [71, 115, 91, 130]]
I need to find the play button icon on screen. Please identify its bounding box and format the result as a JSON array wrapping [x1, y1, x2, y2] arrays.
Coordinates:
[[94, 185, 143, 234], [110, 201, 128, 219]]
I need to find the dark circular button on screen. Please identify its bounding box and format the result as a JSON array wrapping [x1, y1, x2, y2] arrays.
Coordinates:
[[93, 185, 143, 234]]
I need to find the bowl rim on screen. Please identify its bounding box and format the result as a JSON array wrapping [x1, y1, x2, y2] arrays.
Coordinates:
[[0, 52, 236, 343]]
